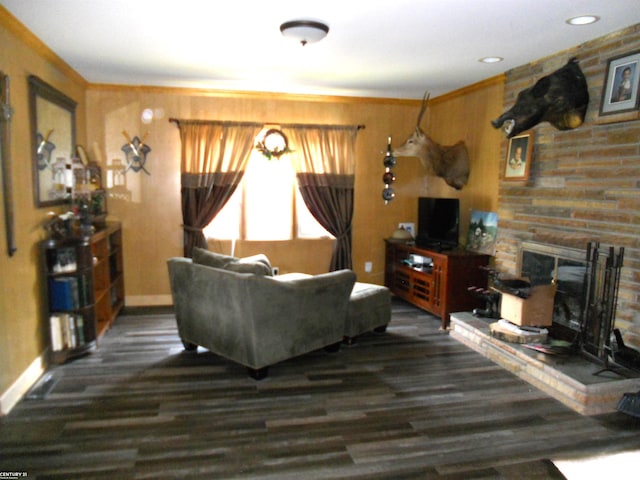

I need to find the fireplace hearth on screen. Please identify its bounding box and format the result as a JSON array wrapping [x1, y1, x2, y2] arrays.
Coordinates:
[[449, 241, 637, 415], [450, 312, 640, 415]]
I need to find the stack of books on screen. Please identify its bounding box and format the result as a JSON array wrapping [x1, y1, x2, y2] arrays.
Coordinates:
[[49, 314, 86, 351]]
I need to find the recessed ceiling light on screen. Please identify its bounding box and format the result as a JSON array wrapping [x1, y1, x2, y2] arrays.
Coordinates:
[[479, 56, 504, 64], [566, 15, 600, 26]]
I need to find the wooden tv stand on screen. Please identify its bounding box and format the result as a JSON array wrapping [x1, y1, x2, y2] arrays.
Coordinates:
[[384, 240, 490, 329]]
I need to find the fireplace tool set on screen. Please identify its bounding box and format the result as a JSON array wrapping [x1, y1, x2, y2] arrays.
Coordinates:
[[578, 242, 640, 418], [579, 242, 625, 369]]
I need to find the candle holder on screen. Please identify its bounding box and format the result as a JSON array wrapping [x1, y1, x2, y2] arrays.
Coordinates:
[[382, 136, 396, 204]]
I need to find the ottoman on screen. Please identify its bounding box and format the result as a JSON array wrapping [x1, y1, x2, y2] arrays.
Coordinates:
[[344, 282, 392, 344]]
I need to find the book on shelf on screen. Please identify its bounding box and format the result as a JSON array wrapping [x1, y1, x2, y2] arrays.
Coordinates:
[[49, 276, 91, 311], [49, 313, 88, 351]]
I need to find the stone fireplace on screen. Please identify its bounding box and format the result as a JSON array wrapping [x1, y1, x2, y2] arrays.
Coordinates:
[[493, 24, 640, 353], [450, 241, 637, 415]]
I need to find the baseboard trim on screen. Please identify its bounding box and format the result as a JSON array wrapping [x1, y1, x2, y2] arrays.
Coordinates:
[[0, 353, 46, 416], [126, 294, 173, 307], [121, 305, 174, 316]]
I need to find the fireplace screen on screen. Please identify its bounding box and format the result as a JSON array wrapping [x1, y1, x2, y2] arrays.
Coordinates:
[[518, 242, 587, 333], [518, 241, 625, 367]]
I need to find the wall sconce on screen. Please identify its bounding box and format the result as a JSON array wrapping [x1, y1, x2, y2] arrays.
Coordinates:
[[382, 136, 396, 204], [121, 131, 151, 175]]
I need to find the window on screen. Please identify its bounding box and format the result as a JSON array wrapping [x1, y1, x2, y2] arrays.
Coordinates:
[[204, 139, 333, 241]]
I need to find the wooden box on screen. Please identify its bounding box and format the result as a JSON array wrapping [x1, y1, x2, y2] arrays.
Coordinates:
[[499, 283, 557, 327]]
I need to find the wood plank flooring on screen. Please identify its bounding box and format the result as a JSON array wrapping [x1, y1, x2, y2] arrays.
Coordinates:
[[1, 299, 639, 479]]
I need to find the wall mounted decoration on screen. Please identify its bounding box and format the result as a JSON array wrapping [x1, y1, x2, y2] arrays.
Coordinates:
[[504, 131, 533, 182], [69, 156, 105, 230], [492, 58, 589, 138], [598, 50, 640, 124], [76, 145, 104, 193], [1, 71, 16, 256], [394, 92, 470, 190], [28, 75, 77, 208], [382, 136, 396, 204], [255, 128, 291, 159], [121, 131, 151, 174]]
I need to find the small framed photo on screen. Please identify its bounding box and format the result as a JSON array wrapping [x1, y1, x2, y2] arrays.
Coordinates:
[[504, 132, 533, 181], [599, 50, 640, 121], [466, 210, 498, 255]]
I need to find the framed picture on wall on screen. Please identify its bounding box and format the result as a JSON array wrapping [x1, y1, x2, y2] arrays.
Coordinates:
[[504, 132, 533, 181], [599, 50, 640, 122], [466, 210, 498, 255]]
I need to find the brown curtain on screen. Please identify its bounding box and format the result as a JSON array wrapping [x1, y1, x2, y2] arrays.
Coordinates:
[[283, 125, 359, 271], [174, 120, 262, 257]]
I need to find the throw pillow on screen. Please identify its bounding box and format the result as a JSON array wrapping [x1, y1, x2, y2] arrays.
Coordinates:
[[192, 247, 236, 269], [225, 261, 272, 276], [238, 254, 273, 274]]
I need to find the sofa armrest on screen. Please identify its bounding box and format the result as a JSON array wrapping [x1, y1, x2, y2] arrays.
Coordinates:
[[240, 270, 356, 365]]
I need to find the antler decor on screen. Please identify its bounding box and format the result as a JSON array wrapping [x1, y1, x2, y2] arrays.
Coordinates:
[[393, 90, 470, 190]]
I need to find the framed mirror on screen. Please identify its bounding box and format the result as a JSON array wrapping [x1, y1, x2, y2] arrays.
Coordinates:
[[29, 75, 77, 207]]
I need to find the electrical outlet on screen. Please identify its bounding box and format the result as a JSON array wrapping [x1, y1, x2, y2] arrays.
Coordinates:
[[364, 261, 372, 273], [272, 267, 279, 275]]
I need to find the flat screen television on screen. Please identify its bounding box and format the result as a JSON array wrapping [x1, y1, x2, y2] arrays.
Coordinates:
[[416, 197, 460, 250]]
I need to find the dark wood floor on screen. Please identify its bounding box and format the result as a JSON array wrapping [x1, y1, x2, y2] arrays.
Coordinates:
[[2, 299, 639, 479]]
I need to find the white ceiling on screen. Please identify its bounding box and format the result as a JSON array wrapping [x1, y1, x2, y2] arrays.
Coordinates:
[[2, 0, 639, 99]]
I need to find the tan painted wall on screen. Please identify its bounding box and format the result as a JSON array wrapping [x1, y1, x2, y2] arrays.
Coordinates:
[[0, 6, 502, 405], [0, 9, 87, 403], [85, 82, 503, 305]]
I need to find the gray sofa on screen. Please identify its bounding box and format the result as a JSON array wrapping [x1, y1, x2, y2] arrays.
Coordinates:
[[167, 249, 357, 379]]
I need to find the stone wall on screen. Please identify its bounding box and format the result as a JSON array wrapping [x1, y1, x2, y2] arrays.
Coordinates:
[[495, 24, 640, 347]]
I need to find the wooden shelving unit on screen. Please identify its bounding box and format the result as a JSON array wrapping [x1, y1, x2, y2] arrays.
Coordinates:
[[42, 222, 124, 363], [385, 240, 489, 329], [90, 224, 124, 337]]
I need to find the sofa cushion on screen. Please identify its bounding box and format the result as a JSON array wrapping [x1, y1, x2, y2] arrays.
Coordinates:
[[238, 254, 273, 275], [192, 248, 273, 276], [192, 247, 235, 269], [225, 260, 272, 276]]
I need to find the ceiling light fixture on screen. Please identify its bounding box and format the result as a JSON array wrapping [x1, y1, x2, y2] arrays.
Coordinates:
[[479, 56, 504, 64], [566, 15, 600, 26], [280, 20, 329, 46]]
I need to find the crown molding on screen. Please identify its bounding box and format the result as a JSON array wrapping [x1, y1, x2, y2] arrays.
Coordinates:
[[0, 6, 87, 87]]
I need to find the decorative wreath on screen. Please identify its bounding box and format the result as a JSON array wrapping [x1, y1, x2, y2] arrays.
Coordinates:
[[255, 128, 292, 160]]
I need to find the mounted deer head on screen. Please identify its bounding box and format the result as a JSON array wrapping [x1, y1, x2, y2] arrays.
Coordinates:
[[393, 92, 470, 190]]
